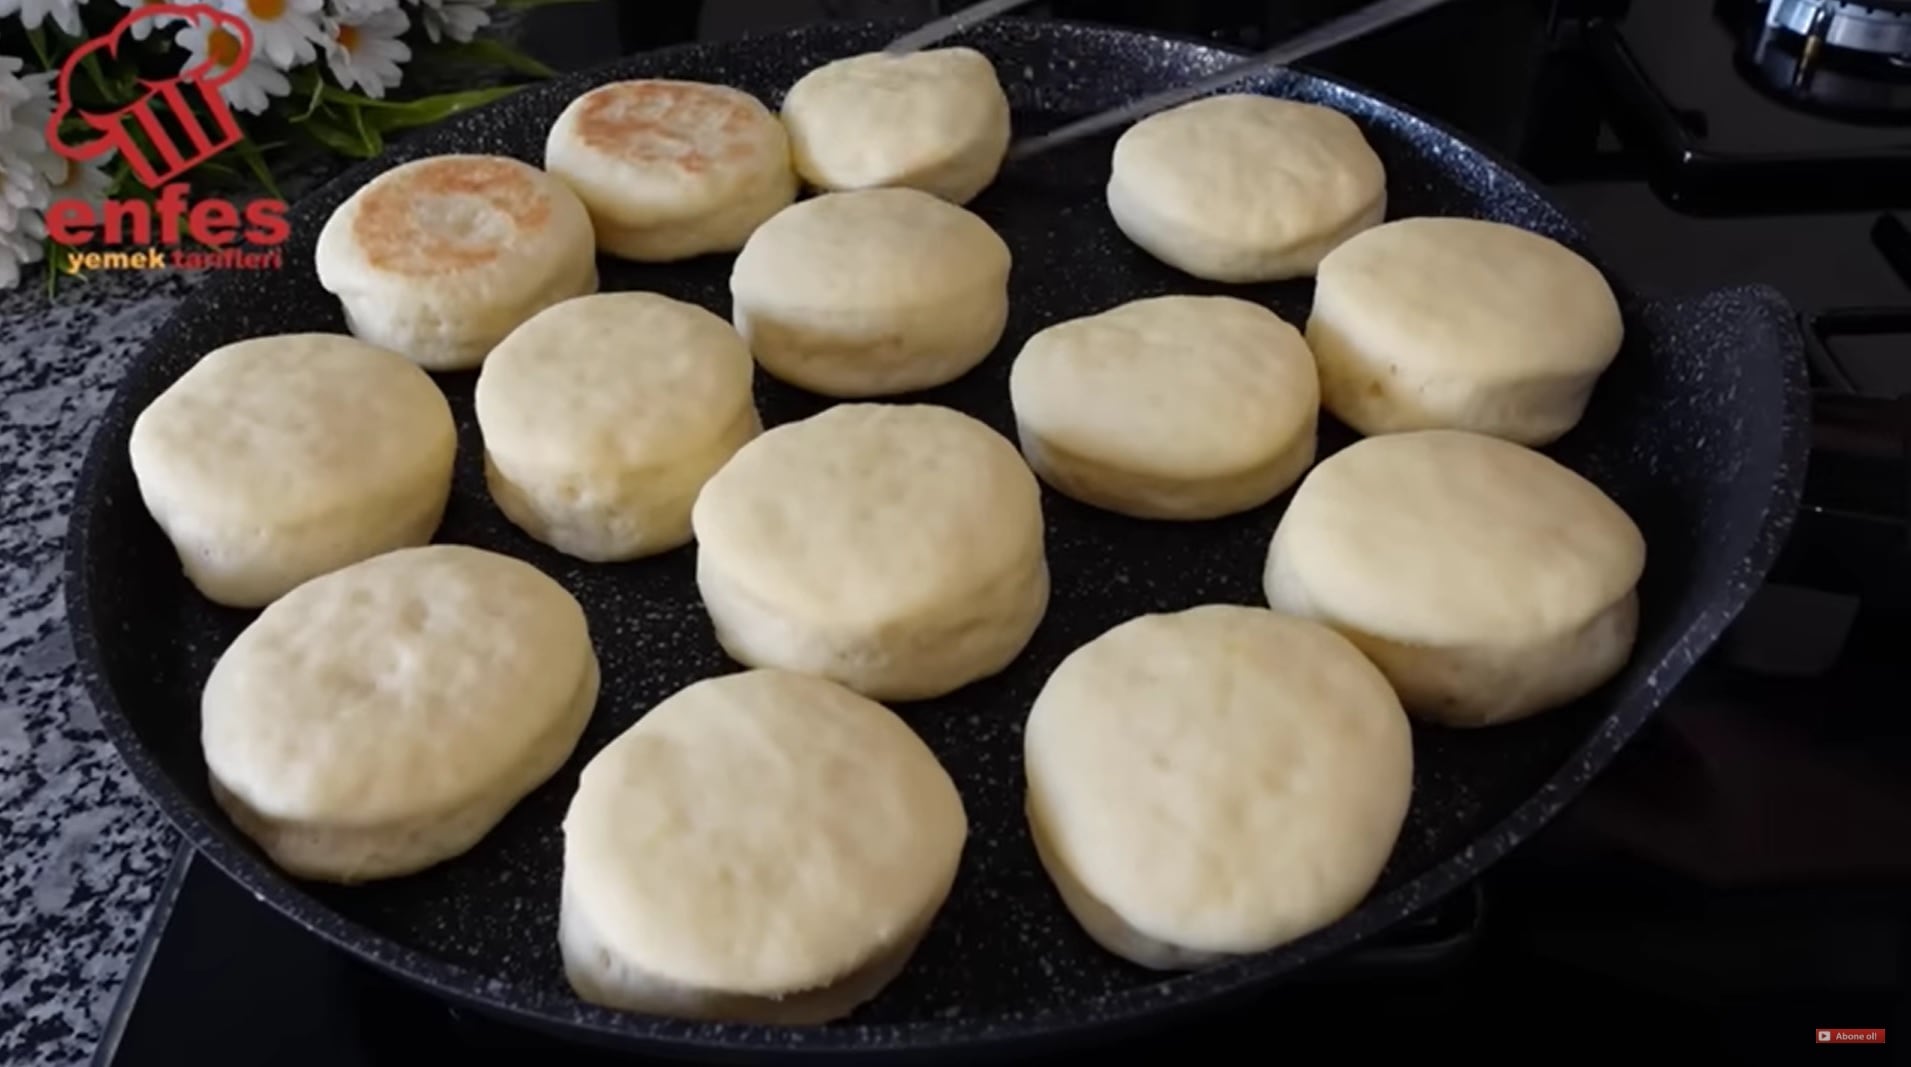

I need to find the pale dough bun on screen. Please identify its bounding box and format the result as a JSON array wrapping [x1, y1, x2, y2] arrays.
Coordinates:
[[780, 47, 1011, 205], [690, 404, 1048, 701], [560, 668, 966, 1023], [1009, 295, 1319, 520], [1106, 94, 1386, 282], [544, 79, 797, 261], [1263, 430, 1646, 727], [474, 292, 760, 562], [315, 154, 599, 371], [729, 188, 1011, 397], [1025, 604, 1413, 970], [1308, 216, 1624, 446], [127, 333, 456, 608], [201, 545, 599, 883]]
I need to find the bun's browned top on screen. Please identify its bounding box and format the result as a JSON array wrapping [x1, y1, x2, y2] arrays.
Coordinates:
[[352, 157, 556, 277], [572, 80, 765, 177]]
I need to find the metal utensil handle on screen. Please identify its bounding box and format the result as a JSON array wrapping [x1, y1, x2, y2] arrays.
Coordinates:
[[1006, 0, 1455, 161], [886, 0, 1044, 54]]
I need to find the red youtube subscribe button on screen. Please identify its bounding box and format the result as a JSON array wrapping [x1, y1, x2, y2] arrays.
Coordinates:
[[1817, 1029, 1886, 1044]]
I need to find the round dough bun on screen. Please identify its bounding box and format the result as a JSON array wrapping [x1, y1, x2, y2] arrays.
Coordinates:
[[1025, 605, 1413, 970], [1308, 216, 1625, 446], [1010, 295, 1320, 520], [1106, 94, 1386, 283], [474, 292, 761, 562], [315, 154, 599, 371], [202, 545, 599, 883], [544, 79, 797, 262], [1263, 430, 1646, 727], [127, 333, 456, 608], [560, 668, 967, 1024], [729, 188, 1012, 398], [780, 47, 1011, 205], [690, 404, 1048, 702]]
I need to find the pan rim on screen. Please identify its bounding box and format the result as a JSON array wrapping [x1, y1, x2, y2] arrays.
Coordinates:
[[62, 18, 1813, 1059]]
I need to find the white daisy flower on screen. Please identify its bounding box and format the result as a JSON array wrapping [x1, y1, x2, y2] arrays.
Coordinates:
[[0, 201, 47, 291], [0, 54, 32, 120], [0, 87, 17, 138], [214, 0, 328, 69], [412, 0, 491, 44], [328, 0, 399, 19], [0, 58, 54, 231], [0, 150, 49, 237], [176, 17, 293, 115], [0, 56, 54, 291], [111, 0, 189, 39], [45, 151, 114, 207], [324, 8, 411, 99], [0, 0, 83, 38], [11, 97, 53, 154], [1, 57, 54, 125], [0, 144, 49, 291]]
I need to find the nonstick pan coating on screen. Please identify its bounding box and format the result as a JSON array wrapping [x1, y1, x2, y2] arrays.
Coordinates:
[[66, 18, 1810, 1062]]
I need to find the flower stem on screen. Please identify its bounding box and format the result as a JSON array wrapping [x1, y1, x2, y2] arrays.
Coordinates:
[[26, 28, 53, 71], [81, 54, 114, 103]]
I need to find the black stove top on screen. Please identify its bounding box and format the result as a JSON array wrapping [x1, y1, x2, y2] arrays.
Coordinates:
[[93, 2, 1911, 1065], [1582, 0, 1911, 210]]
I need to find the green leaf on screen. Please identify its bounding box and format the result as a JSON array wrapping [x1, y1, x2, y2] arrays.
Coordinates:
[[432, 37, 557, 78], [349, 102, 383, 155], [106, 173, 135, 200], [46, 20, 86, 48], [302, 114, 382, 159], [319, 84, 518, 113], [58, 115, 96, 143], [310, 85, 525, 135], [26, 27, 53, 71], [232, 138, 283, 199], [105, 55, 142, 100], [106, 160, 153, 202], [316, 85, 403, 109], [190, 159, 241, 181], [91, 125, 169, 200], [80, 53, 113, 102], [293, 73, 328, 122]]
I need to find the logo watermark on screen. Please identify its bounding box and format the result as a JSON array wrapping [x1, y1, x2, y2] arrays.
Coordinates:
[[43, 3, 290, 276]]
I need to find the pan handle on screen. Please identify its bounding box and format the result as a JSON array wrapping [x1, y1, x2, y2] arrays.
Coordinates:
[[1805, 390, 1911, 524], [1777, 300, 1909, 632], [1322, 880, 1484, 979], [1693, 288, 1911, 671]]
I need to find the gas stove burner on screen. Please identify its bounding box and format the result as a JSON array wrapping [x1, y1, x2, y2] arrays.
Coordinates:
[[1765, 0, 1911, 60], [1743, 0, 1911, 121]]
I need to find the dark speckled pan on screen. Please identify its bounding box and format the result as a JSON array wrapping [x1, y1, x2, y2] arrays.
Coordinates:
[[66, 18, 1809, 1063]]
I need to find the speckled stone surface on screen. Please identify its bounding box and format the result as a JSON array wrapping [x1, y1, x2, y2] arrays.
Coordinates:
[[60, 18, 1810, 1064], [0, 268, 199, 1067]]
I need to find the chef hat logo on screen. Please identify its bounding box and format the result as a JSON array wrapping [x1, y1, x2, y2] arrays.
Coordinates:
[[46, 4, 256, 189]]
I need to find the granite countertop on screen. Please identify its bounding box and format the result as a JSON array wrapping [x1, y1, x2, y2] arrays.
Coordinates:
[[1, 268, 201, 1067]]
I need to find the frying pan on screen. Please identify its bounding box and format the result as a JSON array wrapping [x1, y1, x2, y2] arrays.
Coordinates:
[[65, 17, 1811, 1063]]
